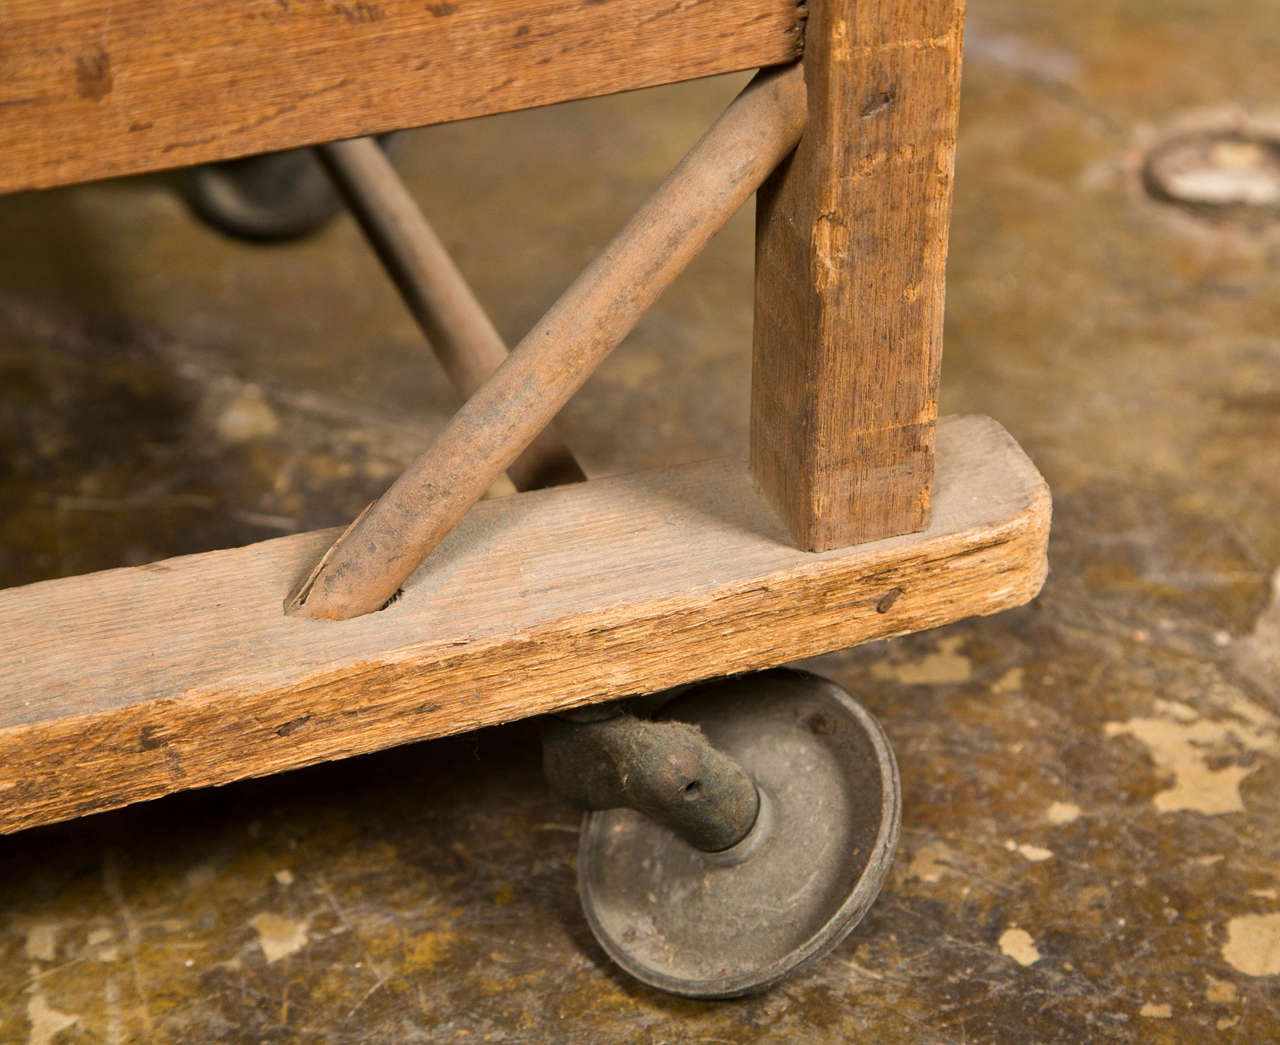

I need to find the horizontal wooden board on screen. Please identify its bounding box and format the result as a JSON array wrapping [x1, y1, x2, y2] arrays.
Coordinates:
[[0, 0, 804, 195], [0, 416, 1050, 833]]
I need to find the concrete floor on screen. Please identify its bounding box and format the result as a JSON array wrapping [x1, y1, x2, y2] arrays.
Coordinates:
[[2, 0, 1279, 1040]]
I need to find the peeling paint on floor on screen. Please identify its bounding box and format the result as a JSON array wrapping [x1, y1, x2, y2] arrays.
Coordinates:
[[904, 841, 956, 884], [1104, 690, 1276, 814], [250, 914, 312, 965], [1221, 913, 1280, 977], [997, 928, 1041, 967], [871, 636, 973, 686], [1045, 801, 1081, 825], [1003, 840, 1054, 862], [26, 993, 78, 1045]]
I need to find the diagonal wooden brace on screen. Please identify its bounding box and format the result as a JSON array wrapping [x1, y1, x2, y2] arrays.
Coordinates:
[[287, 63, 808, 621], [315, 138, 585, 493]]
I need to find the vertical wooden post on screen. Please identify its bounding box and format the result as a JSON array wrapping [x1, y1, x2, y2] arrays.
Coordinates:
[[751, 0, 966, 550]]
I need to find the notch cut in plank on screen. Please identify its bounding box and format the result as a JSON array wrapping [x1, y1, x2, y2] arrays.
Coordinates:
[[0, 0, 803, 196], [0, 416, 1049, 834]]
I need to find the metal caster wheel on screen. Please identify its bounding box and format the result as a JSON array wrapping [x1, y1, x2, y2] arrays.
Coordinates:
[[545, 668, 901, 998], [185, 136, 399, 242]]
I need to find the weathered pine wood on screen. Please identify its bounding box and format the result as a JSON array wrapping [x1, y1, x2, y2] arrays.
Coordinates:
[[751, 0, 967, 550], [0, 0, 804, 196], [287, 66, 807, 620], [316, 137, 584, 492], [0, 416, 1049, 834]]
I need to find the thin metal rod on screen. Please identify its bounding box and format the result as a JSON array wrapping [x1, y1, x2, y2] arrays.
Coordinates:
[[315, 136, 585, 493], [286, 63, 807, 621]]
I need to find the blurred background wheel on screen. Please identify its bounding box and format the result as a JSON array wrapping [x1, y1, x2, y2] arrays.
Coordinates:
[[185, 135, 399, 243]]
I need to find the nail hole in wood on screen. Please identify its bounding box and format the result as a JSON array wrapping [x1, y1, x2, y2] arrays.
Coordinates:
[[876, 587, 903, 613]]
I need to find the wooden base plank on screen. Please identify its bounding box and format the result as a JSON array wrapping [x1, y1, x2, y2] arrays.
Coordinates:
[[0, 415, 1049, 834]]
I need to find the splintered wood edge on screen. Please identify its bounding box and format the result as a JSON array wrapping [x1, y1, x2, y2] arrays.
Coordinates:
[[0, 416, 1050, 833]]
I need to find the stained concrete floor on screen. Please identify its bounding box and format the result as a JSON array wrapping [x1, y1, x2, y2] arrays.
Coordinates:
[[2, 0, 1279, 1041]]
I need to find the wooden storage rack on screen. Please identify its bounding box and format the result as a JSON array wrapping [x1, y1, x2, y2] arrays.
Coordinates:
[[0, 0, 1049, 834]]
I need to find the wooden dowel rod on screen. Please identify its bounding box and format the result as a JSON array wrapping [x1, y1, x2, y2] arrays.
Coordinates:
[[316, 137, 585, 493], [286, 64, 807, 621]]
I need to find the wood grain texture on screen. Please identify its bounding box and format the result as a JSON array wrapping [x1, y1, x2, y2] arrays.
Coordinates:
[[0, 0, 804, 195], [751, 0, 966, 550], [0, 415, 1049, 834]]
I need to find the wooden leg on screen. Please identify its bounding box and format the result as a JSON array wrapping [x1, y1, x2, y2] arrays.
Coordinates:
[[751, 0, 967, 551]]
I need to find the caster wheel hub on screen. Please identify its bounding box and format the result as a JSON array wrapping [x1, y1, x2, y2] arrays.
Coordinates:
[[578, 669, 901, 998]]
